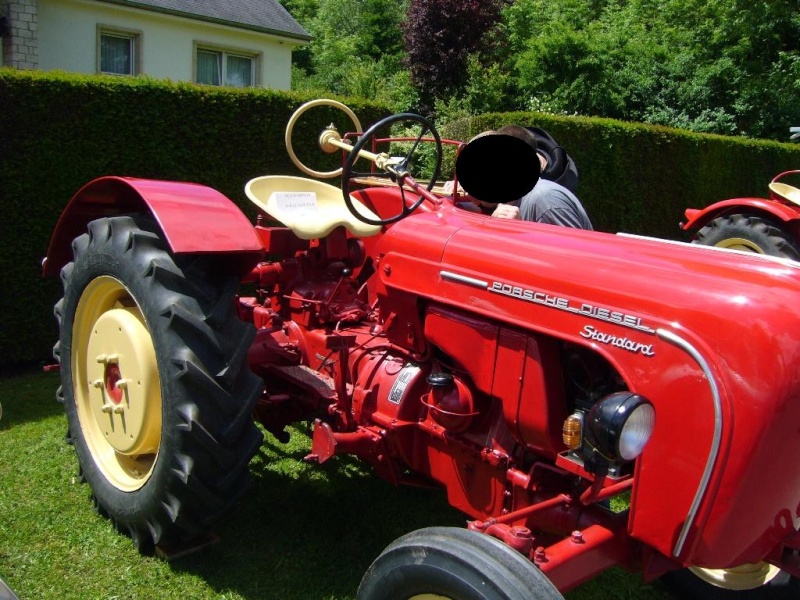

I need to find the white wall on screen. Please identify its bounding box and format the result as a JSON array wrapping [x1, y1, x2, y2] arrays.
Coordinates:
[[38, 0, 299, 89]]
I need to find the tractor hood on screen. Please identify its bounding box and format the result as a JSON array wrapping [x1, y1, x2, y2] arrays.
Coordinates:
[[373, 206, 800, 568]]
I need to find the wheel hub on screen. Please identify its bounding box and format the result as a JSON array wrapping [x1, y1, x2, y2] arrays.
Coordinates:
[[72, 276, 162, 491], [86, 307, 160, 455], [104, 362, 124, 405]]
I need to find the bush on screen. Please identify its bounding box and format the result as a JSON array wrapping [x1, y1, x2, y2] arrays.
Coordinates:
[[3, 68, 800, 368]]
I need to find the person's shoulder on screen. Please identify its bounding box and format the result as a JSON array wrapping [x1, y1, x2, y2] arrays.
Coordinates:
[[537, 178, 574, 196], [528, 178, 577, 203], [521, 178, 592, 229]]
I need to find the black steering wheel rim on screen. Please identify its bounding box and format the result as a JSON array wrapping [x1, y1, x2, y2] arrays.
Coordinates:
[[342, 113, 443, 226]]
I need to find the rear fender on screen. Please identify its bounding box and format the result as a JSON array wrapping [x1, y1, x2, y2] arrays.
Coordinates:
[[43, 176, 264, 277], [682, 197, 800, 234]]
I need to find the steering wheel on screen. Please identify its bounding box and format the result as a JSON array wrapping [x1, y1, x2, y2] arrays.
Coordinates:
[[342, 113, 443, 226], [286, 99, 363, 179]]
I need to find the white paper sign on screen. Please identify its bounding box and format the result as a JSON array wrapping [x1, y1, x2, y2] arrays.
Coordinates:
[[271, 191, 318, 213]]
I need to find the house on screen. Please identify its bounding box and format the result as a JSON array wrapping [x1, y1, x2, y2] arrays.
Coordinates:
[[0, 0, 310, 89]]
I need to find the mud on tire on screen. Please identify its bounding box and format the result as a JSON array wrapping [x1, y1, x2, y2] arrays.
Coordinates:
[[54, 215, 263, 552]]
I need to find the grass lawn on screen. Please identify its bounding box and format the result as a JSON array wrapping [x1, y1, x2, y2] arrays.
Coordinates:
[[0, 370, 679, 600]]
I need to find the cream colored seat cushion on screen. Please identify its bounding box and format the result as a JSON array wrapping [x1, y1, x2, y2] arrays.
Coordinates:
[[769, 182, 800, 207], [246, 176, 381, 239]]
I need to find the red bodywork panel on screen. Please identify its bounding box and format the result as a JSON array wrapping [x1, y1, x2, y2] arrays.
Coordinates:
[[43, 176, 263, 277], [356, 191, 800, 568]]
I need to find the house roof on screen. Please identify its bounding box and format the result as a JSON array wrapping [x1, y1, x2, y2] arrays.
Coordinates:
[[99, 0, 311, 41]]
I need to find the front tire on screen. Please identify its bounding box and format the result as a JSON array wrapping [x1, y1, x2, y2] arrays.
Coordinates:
[[55, 215, 263, 552], [357, 527, 564, 600], [694, 214, 800, 259]]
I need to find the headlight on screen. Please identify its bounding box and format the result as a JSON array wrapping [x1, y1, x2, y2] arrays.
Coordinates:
[[586, 392, 655, 463]]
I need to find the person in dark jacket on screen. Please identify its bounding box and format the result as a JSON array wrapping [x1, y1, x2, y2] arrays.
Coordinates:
[[447, 125, 592, 230]]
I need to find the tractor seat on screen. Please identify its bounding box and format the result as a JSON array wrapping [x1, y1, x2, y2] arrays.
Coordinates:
[[245, 175, 382, 239], [769, 182, 800, 207]]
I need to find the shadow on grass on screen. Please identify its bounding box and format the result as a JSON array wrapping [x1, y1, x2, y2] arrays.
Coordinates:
[[0, 369, 62, 430], [168, 431, 679, 600], [1, 371, 677, 599], [171, 430, 465, 600]]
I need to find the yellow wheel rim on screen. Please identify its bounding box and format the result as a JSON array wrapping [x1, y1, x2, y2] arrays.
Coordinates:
[[715, 237, 765, 253], [689, 562, 781, 591], [409, 596, 452, 600], [72, 276, 162, 492]]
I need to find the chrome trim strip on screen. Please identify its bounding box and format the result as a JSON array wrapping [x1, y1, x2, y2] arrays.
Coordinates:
[[439, 270, 489, 289], [617, 232, 800, 269], [657, 328, 723, 557]]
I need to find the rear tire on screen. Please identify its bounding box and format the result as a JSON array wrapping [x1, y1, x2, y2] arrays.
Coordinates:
[[694, 214, 800, 259], [357, 527, 564, 600], [54, 215, 263, 552]]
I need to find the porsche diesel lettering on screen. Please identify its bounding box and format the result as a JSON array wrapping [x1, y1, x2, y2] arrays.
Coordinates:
[[490, 281, 653, 333]]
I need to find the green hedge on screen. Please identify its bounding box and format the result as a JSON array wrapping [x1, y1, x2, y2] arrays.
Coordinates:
[[0, 69, 389, 368], [2, 69, 800, 368]]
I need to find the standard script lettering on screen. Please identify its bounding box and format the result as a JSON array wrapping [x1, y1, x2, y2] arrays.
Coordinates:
[[580, 325, 655, 357]]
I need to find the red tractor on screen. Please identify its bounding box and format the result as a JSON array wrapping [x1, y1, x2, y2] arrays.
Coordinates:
[[682, 170, 800, 260], [44, 100, 800, 599]]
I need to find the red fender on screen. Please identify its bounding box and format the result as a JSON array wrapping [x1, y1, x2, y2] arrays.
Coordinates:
[[682, 197, 800, 233], [43, 176, 264, 277]]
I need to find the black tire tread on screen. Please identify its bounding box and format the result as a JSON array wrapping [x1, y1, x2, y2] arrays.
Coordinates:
[[55, 214, 263, 552], [358, 526, 564, 600], [695, 214, 800, 260]]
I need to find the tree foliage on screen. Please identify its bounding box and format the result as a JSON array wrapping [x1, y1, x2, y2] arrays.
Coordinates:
[[401, 0, 510, 113], [503, 0, 800, 138], [285, 0, 414, 109], [282, 0, 800, 139]]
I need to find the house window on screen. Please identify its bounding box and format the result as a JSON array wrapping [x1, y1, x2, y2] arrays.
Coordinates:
[[98, 28, 141, 75], [196, 48, 257, 87]]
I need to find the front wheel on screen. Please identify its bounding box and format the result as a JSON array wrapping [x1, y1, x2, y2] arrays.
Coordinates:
[[357, 527, 564, 600], [54, 215, 263, 552], [664, 564, 800, 600], [693, 214, 800, 260]]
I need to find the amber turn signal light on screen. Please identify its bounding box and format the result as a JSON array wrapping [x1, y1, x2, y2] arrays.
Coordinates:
[[562, 412, 583, 449]]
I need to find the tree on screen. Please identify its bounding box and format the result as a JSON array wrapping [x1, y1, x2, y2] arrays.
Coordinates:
[[288, 0, 413, 108], [504, 0, 800, 138], [402, 0, 509, 114], [282, 0, 799, 139], [280, 0, 319, 72]]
